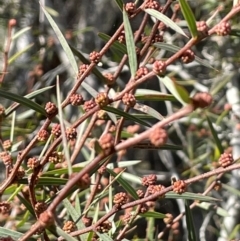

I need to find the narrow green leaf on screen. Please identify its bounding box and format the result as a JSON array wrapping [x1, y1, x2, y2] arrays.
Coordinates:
[[12, 26, 31, 40], [0, 227, 35, 241], [133, 142, 182, 150], [146, 215, 155, 240], [121, 172, 141, 185], [17, 210, 30, 228], [63, 198, 80, 221], [43, 161, 141, 176], [123, 9, 137, 77], [140, 211, 165, 219], [135, 91, 176, 101], [222, 183, 240, 198], [62, 198, 88, 240], [185, 200, 197, 241], [206, 115, 224, 154], [107, 111, 118, 125], [166, 192, 218, 202], [81, 83, 98, 98], [17, 177, 69, 186], [56, 226, 78, 241], [5, 86, 54, 116], [103, 106, 151, 127], [0, 89, 46, 116], [134, 103, 165, 121], [179, 0, 198, 38], [98, 33, 127, 54], [87, 232, 95, 241], [114, 0, 124, 11], [75, 194, 82, 216], [56, 77, 72, 175], [154, 42, 215, 70], [210, 74, 232, 96], [107, 168, 139, 200], [196, 202, 229, 217], [113, 130, 134, 138], [44, 6, 59, 17], [43, 166, 82, 176], [124, 114, 154, 119], [7, 184, 23, 202], [26, 86, 55, 98], [144, 9, 187, 37], [40, 177, 68, 185], [4, 184, 18, 195], [41, 4, 78, 74], [17, 194, 35, 217], [157, 76, 191, 106], [107, 160, 142, 169], [8, 44, 34, 64], [229, 224, 240, 241]]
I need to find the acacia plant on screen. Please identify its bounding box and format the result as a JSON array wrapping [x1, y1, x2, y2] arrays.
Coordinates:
[[0, 0, 240, 240]]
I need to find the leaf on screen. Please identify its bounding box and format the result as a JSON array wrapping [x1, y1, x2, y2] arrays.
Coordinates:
[[121, 172, 142, 185], [107, 160, 142, 169], [8, 44, 34, 64], [5, 86, 54, 116], [43, 161, 141, 176], [12, 26, 31, 40], [43, 166, 82, 176], [37, 177, 68, 185], [123, 9, 137, 77], [41, 4, 78, 73], [210, 74, 232, 96], [26, 86, 55, 99], [196, 202, 229, 217], [17, 194, 35, 217], [0, 227, 35, 241], [0, 89, 46, 116], [166, 192, 218, 202], [154, 42, 215, 70], [63, 198, 80, 221], [98, 33, 127, 54], [222, 183, 240, 198], [185, 200, 197, 241], [206, 115, 224, 154], [179, 0, 198, 38], [107, 168, 139, 200], [114, 0, 124, 11], [56, 226, 78, 241], [103, 106, 151, 127], [229, 224, 240, 241], [140, 211, 165, 219], [132, 142, 182, 150], [18, 177, 69, 186], [157, 76, 191, 106], [113, 130, 134, 138], [135, 91, 176, 102], [144, 9, 187, 37], [56, 77, 72, 175], [134, 103, 165, 121], [62, 198, 88, 240], [7, 184, 23, 202]]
